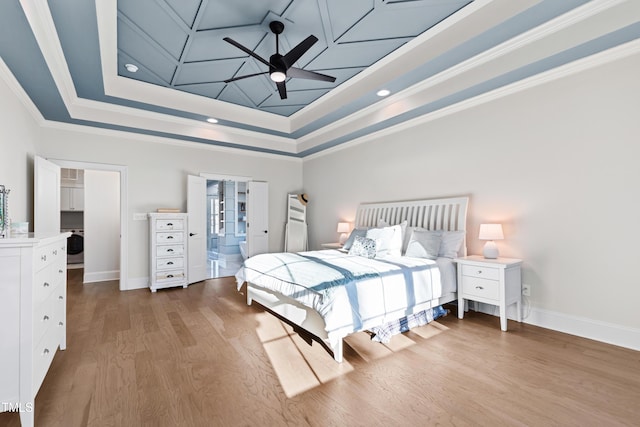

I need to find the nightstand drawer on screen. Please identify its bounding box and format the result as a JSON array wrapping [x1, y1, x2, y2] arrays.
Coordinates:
[[462, 277, 499, 300], [461, 264, 500, 280]]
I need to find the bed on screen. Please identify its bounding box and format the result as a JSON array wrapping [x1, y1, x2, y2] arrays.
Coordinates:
[[235, 196, 469, 362]]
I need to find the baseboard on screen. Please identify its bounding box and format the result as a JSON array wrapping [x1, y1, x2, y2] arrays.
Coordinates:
[[121, 277, 150, 291], [83, 270, 120, 284], [470, 302, 640, 351]]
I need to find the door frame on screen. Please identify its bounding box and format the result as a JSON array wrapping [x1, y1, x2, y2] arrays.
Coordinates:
[[50, 159, 129, 291]]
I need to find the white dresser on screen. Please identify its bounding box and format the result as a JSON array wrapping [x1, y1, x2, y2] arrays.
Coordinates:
[[148, 213, 188, 292], [0, 232, 70, 427]]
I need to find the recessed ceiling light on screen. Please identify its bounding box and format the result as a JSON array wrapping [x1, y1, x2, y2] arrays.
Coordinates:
[[377, 89, 391, 97], [206, 118, 218, 124], [124, 63, 138, 73]]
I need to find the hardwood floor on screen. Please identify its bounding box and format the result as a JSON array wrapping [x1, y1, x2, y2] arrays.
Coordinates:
[[2, 269, 639, 426]]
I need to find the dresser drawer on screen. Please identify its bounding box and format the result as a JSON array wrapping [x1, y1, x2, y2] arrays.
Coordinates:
[[461, 264, 500, 280], [462, 277, 499, 301], [156, 232, 184, 243], [34, 264, 57, 306], [155, 219, 184, 231], [33, 290, 58, 346], [156, 269, 185, 283], [32, 328, 59, 392], [157, 257, 184, 270], [157, 244, 184, 257]]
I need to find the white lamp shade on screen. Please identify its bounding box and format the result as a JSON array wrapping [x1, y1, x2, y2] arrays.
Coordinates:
[[337, 222, 350, 233], [478, 224, 504, 241]]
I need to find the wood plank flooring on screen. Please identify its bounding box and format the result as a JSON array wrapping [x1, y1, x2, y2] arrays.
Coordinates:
[[2, 269, 639, 426]]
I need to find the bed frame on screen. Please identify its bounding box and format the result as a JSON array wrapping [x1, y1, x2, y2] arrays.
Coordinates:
[[245, 196, 469, 362]]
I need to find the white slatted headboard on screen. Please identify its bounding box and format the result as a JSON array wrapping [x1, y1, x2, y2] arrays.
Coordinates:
[[354, 196, 469, 256]]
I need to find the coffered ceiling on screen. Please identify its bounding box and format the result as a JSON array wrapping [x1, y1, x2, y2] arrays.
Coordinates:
[[1, 0, 639, 157]]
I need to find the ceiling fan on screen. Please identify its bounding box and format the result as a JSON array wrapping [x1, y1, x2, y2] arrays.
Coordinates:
[[223, 21, 336, 100]]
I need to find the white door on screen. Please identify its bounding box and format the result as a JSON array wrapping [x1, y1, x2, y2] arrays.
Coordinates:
[[247, 181, 269, 257], [34, 156, 61, 233], [187, 175, 208, 284]]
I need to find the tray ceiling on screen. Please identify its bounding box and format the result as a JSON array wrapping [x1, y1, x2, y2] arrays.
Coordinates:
[[1, 0, 639, 157]]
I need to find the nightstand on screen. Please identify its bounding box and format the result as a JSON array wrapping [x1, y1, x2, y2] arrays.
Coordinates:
[[454, 255, 523, 331], [321, 242, 343, 250]]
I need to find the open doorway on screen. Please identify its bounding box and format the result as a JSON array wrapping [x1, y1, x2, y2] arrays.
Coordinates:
[[50, 159, 129, 290], [205, 179, 245, 278]]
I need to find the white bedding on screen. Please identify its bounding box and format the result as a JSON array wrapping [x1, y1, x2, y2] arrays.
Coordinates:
[[236, 249, 455, 348]]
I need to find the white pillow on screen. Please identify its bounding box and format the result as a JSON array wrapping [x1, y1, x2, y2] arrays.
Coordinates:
[[378, 219, 408, 255], [405, 229, 441, 260], [404, 229, 466, 258], [366, 225, 402, 257]]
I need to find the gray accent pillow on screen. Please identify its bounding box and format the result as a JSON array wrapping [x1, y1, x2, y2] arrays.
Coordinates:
[[405, 229, 441, 260], [342, 228, 367, 250], [348, 236, 377, 258], [440, 230, 465, 258]]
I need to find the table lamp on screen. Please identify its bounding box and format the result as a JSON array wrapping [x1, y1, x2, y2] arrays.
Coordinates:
[[337, 222, 350, 245], [479, 223, 504, 259]]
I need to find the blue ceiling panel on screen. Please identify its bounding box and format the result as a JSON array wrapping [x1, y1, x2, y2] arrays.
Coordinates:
[[307, 38, 409, 69], [218, 84, 259, 109], [186, 27, 267, 62], [164, 0, 201, 27], [198, 0, 292, 29], [335, 1, 471, 42], [175, 58, 245, 85], [118, 0, 188, 60], [117, 19, 177, 83], [261, 88, 330, 107], [326, 0, 375, 41], [175, 82, 227, 99]]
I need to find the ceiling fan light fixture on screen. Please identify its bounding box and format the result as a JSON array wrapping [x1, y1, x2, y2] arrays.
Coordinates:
[[270, 71, 286, 83]]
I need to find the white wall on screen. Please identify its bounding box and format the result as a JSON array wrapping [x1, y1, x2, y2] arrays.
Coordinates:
[[84, 169, 120, 283], [33, 126, 303, 286], [0, 65, 38, 227], [304, 51, 640, 340]]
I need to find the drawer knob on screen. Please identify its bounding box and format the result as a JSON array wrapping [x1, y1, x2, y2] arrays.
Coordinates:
[[59, 269, 64, 274], [475, 285, 484, 290], [59, 295, 64, 300], [167, 236, 174, 239], [59, 322, 64, 326], [167, 222, 173, 226], [43, 348, 50, 355], [168, 274, 174, 278], [477, 270, 482, 274], [167, 249, 174, 252], [41, 255, 47, 261], [43, 315, 50, 321], [167, 261, 174, 265], [43, 282, 50, 287], [53, 249, 58, 255]]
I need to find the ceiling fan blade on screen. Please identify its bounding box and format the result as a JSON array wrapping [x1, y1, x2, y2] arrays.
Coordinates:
[[288, 67, 336, 83], [282, 35, 318, 68], [276, 81, 287, 100], [223, 37, 273, 69], [224, 72, 268, 83]]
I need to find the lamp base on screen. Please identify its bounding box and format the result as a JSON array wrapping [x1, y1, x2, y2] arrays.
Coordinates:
[[483, 241, 499, 259], [339, 233, 348, 245]]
